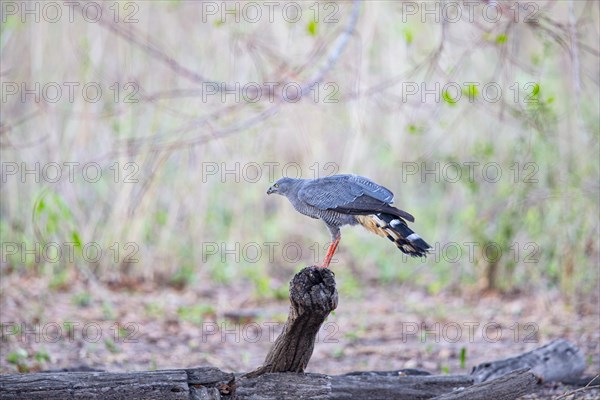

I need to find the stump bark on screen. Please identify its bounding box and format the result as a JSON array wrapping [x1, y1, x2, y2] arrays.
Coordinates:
[[244, 266, 338, 377]]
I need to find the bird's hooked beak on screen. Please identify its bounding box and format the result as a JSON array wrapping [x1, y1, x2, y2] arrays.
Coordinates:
[[267, 185, 275, 195]]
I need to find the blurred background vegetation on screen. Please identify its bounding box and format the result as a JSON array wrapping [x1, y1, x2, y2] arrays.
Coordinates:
[[1, 0, 598, 306]]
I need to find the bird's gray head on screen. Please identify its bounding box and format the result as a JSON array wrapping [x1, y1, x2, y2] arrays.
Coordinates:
[[267, 177, 297, 196]]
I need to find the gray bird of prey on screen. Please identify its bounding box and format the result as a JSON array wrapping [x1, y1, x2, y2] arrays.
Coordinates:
[[266, 174, 431, 268]]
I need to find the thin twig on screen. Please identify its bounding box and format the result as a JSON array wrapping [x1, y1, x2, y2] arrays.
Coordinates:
[[93, 0, 362, 159], [301, 0, 361, 94], [553, 374, 600, 400], [88, 4, 210, 86]]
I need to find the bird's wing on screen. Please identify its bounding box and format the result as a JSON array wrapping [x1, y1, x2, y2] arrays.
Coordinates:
[[298, 175, 415, 222], [347, 175, 394, 203], [332, 195, 415, 222], [297, 175, 359, 209]]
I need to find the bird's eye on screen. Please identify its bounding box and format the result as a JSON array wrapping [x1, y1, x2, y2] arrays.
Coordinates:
[[274, 183, 279, 188]]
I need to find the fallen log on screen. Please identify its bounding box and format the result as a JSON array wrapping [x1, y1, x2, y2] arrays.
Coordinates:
[[470, 338, 586, 383], [0, 368, 194, 400], [436, 369, 537, 400], [329, 372, 475, 399], [1, 366, 535, 400]]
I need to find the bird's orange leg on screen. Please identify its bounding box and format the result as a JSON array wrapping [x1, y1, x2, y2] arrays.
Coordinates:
[[320, 236, 340, 268]]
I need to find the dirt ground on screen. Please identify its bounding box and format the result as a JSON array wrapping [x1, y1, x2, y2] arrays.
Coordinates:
[[1, 271, 598, 399]]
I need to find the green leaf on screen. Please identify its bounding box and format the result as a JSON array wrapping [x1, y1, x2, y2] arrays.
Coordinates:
[[462, 84, 479, 99], [0, 14, 23, 33], [403, 28, 413, 45], [495, 34, 507, 44], [72, 292, 92, 307], [177, 304, 215, 325], [34, 350, 51, 363], [442, 90, 458, 106], [7, 348, 28, 364], [155, 210, 168, 226], [459, 347, 467, 368], [407, 124, 423, 135], [102, 301, 116, 320], [104, 339, 119, 354], [169, 264, 196, 288], [167, 0, 182, 8], [111, 120, 121, 134], [36, 198, 45, 214], [427, 280, 443, 294], [307, 20, 318, 36], [71, 231, 82, 250]]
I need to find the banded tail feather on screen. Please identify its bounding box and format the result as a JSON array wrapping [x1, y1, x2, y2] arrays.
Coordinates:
[[356, 213, 431, 257]]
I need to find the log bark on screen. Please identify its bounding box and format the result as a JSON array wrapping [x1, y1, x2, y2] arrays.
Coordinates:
[[330, 372, 473, 400], [1, 367, 530, 400], [470, 339, 586, 383], [435, 369, 537, 400], [244, 266, 338, 378], [0, 369, 189, 400], [0, 366, 235, 400]]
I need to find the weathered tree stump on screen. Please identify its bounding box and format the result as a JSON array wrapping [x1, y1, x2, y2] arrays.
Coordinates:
[[244, 266, 338, 377], [470, 339, 586, 383]]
